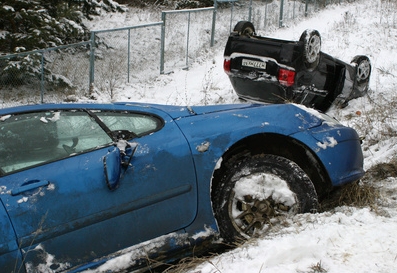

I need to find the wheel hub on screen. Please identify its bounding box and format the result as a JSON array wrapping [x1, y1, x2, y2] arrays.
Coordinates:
[[306, 36, 321, 63], [357, 60, 371, 81], [233, 195, 289, 237]]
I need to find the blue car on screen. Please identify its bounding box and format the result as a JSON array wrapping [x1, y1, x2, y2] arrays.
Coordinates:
[[0, 102, 364, 272]]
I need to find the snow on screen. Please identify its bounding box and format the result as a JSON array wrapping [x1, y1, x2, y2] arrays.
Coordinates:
[[40, 116, 48, 123], [3, 5, 14, 12], [191, 207, 397, 273], [0, 114, 11, 121], [5, 0, 397, 272], [233, 172, 296, 207], [46, 112, 61, 122], [316, 137, 338, 150], [196, 141, 211, 152], [78, 0, 397, 272]]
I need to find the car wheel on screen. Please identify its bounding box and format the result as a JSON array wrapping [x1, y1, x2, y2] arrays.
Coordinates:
[[299, 30, 321, 69], [233, 21, 255, 37], [352, 55, 371, 83], [213, 154, 319, 243]]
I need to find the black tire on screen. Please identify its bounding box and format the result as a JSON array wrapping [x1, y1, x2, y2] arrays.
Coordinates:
[[352, 55, 371, 83], [213, 154, 319, 243], [233, 21, 256, 37], [299, 29, 321, 70]]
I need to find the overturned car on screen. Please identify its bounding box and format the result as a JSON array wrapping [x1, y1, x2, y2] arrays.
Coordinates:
[[224, 21, 371, 112]]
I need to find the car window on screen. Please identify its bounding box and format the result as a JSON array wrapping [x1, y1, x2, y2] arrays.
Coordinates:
[[96, 111, 163, 138], [0, 110, 112, 175]]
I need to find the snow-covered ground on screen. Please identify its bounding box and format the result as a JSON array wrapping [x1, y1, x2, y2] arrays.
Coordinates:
[[177, 1, 397, 272], [80, 0, 397, 272], [8, 0, 397, 272]]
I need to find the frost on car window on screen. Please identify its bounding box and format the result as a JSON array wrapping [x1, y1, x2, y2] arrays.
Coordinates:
[[55, 111, 112, 151], [0, 110, 112, 175], [96, 111, 163, 137]]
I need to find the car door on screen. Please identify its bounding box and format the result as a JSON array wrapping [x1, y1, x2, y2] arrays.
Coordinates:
[[0, 200, 24, 273], [0, 108, 197, 271]]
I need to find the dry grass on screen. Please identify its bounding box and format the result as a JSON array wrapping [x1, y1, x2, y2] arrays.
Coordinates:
[[320, 180, 379, 211], [137, 241, 238, 273], [308, 261, 328, 273], [321, 158, 397, 212], [365, 160, 397, 180]]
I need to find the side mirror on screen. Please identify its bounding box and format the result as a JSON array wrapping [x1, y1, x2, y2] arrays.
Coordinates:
[[103, 147, 122, 190]]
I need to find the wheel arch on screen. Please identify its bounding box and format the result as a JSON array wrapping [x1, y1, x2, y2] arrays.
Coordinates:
[[211, 133, 333, 201]]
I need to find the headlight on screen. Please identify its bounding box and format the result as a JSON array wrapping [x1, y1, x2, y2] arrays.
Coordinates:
[[317, 112, 340, 125], [293, 103, 340, 125]]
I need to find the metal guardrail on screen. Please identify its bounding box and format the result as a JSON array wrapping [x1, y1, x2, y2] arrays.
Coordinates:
[[89, 22, 163, 87], [0, 41, 90, 103], [160, 7, 216, 74]]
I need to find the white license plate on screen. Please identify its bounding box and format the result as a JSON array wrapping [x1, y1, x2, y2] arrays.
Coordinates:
[[242, 59, 267, 70]]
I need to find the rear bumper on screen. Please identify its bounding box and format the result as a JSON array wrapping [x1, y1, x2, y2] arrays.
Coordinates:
[[229, 75, 288, 103], [228, 75, 330, 111]]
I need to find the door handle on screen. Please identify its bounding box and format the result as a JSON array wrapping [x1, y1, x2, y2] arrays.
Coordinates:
[[11, 180, 50, 196]]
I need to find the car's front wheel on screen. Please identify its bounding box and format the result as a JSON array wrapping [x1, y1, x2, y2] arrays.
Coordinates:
[[213, 154, 319, 243]]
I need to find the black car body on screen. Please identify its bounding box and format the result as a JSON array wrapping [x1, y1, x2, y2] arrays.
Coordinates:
[[223, 21, 371, 112]]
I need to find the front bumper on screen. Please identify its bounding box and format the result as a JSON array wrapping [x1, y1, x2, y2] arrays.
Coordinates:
[[292, 124, 364, 187]]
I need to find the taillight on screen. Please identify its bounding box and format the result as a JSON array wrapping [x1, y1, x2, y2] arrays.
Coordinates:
[[223, 59, 231, 74], [278, 68, 295, 87]]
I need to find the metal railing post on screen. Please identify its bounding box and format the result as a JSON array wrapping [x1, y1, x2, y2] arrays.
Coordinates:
[[127, 29, 131, 83], [230, 2, 234, 33], [305, 0, 309, 17], [89, 31, 96, 89], [264, 3, 268, 30], [292, 1, 296, 19], [211, 1, 217, 47], [40, 52, 44, 103], [185, 12, 191, 69], [160, 12, 166, 74], [249, 0, 253, 22], [279, 0, 284, 27]]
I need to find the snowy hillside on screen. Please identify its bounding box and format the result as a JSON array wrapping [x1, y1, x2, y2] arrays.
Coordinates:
[[78, 0, 397, 272], [1, 0, 397, 272]]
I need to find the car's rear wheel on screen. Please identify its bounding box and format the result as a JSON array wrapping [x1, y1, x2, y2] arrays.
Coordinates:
[[213, 154, 319, 243], [233, 21, 255, 37], [352, 55, 371, 83], [300, 30, 321, 69]]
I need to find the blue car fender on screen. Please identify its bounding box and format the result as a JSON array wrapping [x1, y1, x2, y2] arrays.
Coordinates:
[[174, 104, 324, 234], [176, 104, 324, 172]]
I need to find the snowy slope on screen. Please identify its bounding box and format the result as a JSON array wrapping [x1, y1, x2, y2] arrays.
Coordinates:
[[84, 0, 397, 272]]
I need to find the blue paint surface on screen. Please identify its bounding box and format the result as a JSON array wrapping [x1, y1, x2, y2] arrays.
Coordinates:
[[0, 102, 364, 271]]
